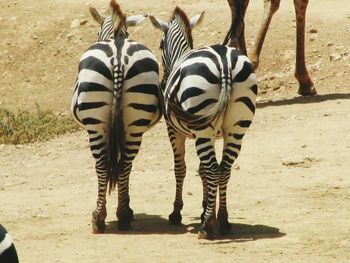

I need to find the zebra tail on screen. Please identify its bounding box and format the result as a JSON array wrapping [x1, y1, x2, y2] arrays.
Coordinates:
[[108, 75, 124, 194], [186, 67, 231, 129], [222, 0, 244, 46], [210, 67, 232, 120]]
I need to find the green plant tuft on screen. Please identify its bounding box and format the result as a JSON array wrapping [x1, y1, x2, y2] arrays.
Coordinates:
[[0, 105, 79, 145]]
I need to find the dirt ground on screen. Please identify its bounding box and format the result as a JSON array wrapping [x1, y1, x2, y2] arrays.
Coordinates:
[[1, 0, 350, 262]]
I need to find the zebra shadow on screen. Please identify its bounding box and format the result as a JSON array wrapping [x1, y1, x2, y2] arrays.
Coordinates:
[[104, 213, 188, 235], [187, 217, 285, 243]]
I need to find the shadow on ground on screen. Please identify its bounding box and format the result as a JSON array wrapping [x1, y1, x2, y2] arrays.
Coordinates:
[[105, 213, 285, 242], [257, 92, 350, 108], [105, 213, 188, 235], [187, 218, 285, 243]]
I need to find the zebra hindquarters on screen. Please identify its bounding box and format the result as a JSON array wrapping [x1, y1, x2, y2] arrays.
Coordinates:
[[73, 81, 114, 233], [218, 63, 257, 235], [113, 57, 160, 230]]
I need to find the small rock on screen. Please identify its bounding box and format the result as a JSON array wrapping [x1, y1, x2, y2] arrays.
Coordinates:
[[309, 34, 317, 41], [330, 53, 341, 61], [80, 19, 88, 25], [309, 29, 318, 33], [71, 19, 80, 28], [67, 33, 75, 40], [233, 164, 240, 170]]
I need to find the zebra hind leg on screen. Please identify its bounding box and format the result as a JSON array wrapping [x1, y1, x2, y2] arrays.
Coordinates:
[[198, 162, 208, 225], [91, 146, 110, 233], [217, 162, 232, 235], [116, 160, 135, 231], [168, 127, 187, 225], [195, 137, 219, 239], [115, 134, 142, 230]]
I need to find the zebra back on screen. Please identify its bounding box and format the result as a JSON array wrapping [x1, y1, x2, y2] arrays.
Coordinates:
[[72, 1, 159, 192]]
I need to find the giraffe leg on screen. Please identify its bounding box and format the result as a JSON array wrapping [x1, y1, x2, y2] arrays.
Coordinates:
[[195, 137, 219, 240], [250, 0, 281, 69], [167, 126, 187, 225], [115, 134, 141, 230], [294, 0, 316, 96], [226, 0, 250, 54], [89, 130, 109, 234]]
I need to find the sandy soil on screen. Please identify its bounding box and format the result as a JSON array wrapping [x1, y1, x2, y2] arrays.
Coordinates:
[[1, 0, 350, 262]]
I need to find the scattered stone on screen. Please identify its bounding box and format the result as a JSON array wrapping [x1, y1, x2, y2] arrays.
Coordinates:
[[67, 32, 75, 40], [282, 157, 322, 168], [80, 19, 88, 25], [71, 19, 80, 28], [233, 164, 240, 170], [309, 34, 317, 41], [309, 28, 318, 33], [330, 53, 342, 61], [301, 144, 307, 148], [327, 42, 335, 47]]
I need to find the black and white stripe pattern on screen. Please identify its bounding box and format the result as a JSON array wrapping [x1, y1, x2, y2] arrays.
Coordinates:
[[150, 7, 257, 239], [71, 2, 161, 233], [0, 224, 19, 263]]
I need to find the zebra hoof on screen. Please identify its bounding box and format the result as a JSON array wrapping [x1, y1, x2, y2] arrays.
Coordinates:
[[126, 207, 134, 221], [117, 219, 131, 231], [198, 224, 214, 240], [218, 221, 232, 235], [91, 211, 106, 234], [169, 211, 182, 225], [116, 208, 133, 231], [217, 209, 231, 235]]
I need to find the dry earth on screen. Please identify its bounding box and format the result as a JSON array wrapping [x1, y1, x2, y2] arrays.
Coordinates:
[[1, 0, 350, 262]]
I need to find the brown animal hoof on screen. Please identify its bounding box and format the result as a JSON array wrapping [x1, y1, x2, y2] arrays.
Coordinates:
[[298, 84, 317, 96]]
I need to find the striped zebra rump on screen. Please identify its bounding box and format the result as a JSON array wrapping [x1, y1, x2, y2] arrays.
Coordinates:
[[163, 45, 250, 134], [71, 37, 160, 191]]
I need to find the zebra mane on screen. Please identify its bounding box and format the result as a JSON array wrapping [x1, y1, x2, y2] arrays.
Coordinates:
[[109, 0, 126, 36], [172, 7, 193, 48]]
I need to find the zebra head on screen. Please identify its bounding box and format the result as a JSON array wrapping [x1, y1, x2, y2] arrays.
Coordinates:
[[149, 7, 204, 86], [89, 0, 147, 42]]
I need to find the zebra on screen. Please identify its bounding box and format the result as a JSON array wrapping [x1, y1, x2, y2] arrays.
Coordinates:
[[71, 0, 161, 233], [149, 7, 257, 239], [0, 224, 19, 263]]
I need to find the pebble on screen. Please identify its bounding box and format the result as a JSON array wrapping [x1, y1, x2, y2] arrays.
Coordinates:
[[71, 19, 80, 28]]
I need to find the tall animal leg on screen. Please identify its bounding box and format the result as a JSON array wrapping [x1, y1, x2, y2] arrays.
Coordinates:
[[195, 137, 219, 239], [89, 130, 109, 234], [198, 162, 208, 224], [116, 133, 141, 230], [168, 125, 187, 225], [294, 0, 316, 96], [226, 0, 250, 54], [250, 0, 280, 69]]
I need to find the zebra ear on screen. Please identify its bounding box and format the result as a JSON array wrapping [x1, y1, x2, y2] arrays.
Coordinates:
[[149, 15, 169, 32], [125, 15, 147, 28], [190, 11, 205, 29], [89, 7, 106, 25]]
